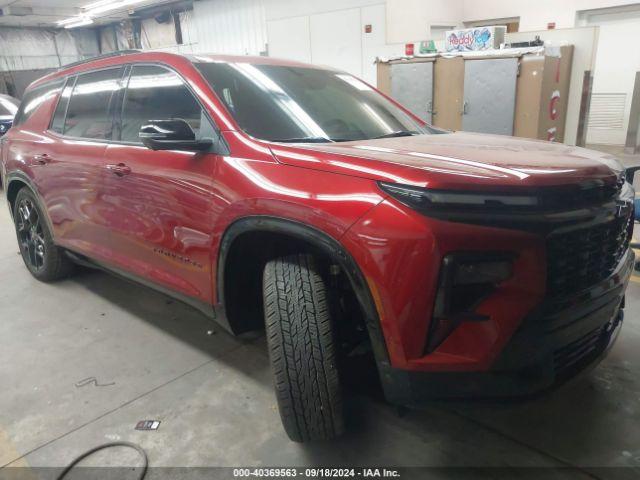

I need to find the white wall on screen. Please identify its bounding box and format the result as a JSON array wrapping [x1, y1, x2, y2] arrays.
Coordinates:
[[266, 1, 402, 85], [582, 8, 640, 145], [386, 0, 463, 43], [461, 0, 640, 31], [192, 0, 267, 56]]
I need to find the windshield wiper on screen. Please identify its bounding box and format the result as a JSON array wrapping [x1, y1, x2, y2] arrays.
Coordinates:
[[371, 130, 421, 139]]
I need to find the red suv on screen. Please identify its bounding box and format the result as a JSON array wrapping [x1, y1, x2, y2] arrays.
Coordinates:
[[1, 51, 634, 442]]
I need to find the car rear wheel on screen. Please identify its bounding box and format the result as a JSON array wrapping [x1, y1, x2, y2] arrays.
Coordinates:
[[14, 188, 74, 282], [263, 253, 344, 442]]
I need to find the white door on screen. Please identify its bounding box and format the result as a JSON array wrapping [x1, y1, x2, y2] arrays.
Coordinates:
[[585, 8, 640, 145]]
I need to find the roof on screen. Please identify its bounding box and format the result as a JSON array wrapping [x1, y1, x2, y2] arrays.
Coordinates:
[[30, 51, 327, 91]]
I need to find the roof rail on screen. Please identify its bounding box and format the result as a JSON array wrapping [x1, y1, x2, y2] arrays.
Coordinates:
[[59, 50, 142, 71]]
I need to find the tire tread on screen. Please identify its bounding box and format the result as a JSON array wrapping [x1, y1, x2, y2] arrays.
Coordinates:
[[263, 254, 344, 442]]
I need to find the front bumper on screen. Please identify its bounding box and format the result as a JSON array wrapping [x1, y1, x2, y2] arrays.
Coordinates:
[[378, 249, 633, 405]]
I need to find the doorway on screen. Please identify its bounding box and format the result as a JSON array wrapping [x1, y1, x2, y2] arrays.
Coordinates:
[[579, 5, 640, 146]]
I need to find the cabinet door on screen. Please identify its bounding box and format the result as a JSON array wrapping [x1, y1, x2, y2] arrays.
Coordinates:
[[462, 58, 518, 135], [390, 62, 433, 123], [433, 57, 464, 131]]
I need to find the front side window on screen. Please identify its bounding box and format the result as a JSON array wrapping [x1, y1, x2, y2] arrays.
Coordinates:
[[120, 65, 202, 143], [196, 62, 434, 142], [64, 68, 122, 140]]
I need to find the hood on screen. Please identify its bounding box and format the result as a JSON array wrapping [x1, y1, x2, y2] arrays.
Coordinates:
[[268, 132, 622, 191]]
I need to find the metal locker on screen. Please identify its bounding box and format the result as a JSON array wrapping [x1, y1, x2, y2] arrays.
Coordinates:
[[390, 62, 434, 123], [462, 58, 518, 135]]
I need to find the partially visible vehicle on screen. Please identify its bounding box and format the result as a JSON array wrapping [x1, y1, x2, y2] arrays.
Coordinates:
[[0, 94, 20, 136]]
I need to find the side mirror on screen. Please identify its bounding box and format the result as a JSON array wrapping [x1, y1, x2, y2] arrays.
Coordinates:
[[139, 119, 212, 152]]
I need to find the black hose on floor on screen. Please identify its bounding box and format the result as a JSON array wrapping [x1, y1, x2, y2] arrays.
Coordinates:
[[55, 441, 148, 480]]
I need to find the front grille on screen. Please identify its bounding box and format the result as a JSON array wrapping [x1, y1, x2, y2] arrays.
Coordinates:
[[546, 212, 633, 298]]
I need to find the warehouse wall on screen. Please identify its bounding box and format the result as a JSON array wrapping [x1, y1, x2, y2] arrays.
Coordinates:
[[461, 0, 640, 31], [386, 0, 463, 43], [192, 0, 267, 56], [266, 1, 402, 85], [0, 26, 99, 97], [0, 27, 99, 72]]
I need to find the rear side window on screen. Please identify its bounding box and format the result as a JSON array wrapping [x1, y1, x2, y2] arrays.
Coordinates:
[[120, 65, 202, 143], [50, 78, 75, 134], [64, 68, 122, 140], [13, 81, 63, 127]]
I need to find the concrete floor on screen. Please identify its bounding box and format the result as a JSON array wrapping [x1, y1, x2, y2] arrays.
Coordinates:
[[2, 151, 640, 478]]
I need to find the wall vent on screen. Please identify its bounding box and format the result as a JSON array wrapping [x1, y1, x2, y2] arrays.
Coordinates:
[[588, 93, 627, 129]]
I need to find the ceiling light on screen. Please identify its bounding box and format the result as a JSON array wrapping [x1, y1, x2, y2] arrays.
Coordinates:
[[57, 17, 83, 26], [83, 0, 148, 15], [64, 17, 94, 29]]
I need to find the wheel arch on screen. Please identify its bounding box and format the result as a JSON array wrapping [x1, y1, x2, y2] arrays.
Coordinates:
[[5, 173, 54, 235], [217, 216, 389, 364]]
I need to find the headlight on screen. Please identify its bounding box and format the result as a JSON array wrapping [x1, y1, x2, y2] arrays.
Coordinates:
[[379, 182, 539, 211]]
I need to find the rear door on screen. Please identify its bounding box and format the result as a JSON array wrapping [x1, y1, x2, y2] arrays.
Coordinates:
[[41, 67, 124, 259], [101, 64, 220, 305]]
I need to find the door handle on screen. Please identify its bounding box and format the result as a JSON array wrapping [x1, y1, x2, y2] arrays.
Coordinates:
[[462, 101, 469, 115], [34, 154, 51, 165], [106, 163, 131, 177]]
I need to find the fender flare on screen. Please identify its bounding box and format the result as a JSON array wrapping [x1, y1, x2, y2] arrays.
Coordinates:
[[217, 215, 390, 365], [5, 172, 55, 235]]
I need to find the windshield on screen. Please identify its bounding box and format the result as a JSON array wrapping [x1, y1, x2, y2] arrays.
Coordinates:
[[196, 62, 436, 142]]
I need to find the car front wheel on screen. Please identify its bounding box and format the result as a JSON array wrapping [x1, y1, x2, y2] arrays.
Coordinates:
[[263, 253, 344, 442]]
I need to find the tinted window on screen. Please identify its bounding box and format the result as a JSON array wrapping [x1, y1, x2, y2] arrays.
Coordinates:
[[50, 78, 74, 134], [64, 68, 122, 140], [120, 65, 202, 143], [196, 62, 431, 142], [13, 81, 63, 127]]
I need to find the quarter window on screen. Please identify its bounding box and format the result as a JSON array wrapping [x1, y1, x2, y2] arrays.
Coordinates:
[[120, 65, 202, 143], [13, 81, 64, 127], [64, 68, 122, 140]]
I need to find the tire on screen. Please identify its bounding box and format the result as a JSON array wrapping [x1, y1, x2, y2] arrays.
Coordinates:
[[13, 187, 74, 282], [263, 253, 344, 442]]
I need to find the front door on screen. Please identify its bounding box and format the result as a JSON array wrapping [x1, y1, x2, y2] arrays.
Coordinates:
[[102, 65, 220, 306]]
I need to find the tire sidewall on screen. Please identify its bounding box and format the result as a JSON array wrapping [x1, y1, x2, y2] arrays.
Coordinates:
[[13, 188, 58, 279]]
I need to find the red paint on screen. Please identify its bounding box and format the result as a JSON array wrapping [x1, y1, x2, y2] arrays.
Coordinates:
[[1, 52, 624, 373], [549, 91, 560, 120]]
